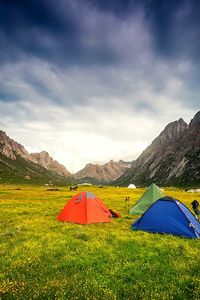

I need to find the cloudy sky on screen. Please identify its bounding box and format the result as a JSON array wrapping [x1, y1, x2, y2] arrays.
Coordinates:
[[0, 0, 199, 173]]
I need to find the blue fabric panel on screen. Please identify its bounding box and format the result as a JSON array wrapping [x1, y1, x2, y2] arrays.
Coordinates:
[[132, 200, 197, 238], [177, 201, 200, 237]]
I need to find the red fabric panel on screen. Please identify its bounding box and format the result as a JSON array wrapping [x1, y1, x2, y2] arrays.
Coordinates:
[[57, 192, 111, 224], [86, 198, 111, 224], [57, 192, 87, 224], [95, 197, 112, 217]]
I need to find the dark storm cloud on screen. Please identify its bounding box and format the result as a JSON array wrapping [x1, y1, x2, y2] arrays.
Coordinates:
[[91, 0, 138, 17], [0, 0, 73, 64], [94, 0, 200, 64], [0, 0, 199, 66], [143, 0, 200, 60], [0, 0, 119, 67], [0, 0, 199, 112]]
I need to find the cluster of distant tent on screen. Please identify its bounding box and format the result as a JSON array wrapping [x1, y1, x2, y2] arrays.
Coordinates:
[[57, 183, 200, 239]]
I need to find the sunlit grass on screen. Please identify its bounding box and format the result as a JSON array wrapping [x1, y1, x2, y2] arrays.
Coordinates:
[[0, 185, 200, 299]]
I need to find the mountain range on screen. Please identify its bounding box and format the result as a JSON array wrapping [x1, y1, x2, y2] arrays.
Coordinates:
[[75, 160, 132, 183], [0, 111, 199, 186], [0, 130, 131, 185]]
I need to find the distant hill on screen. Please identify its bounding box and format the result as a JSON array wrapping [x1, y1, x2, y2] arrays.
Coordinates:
[[75, 160, 132, 184], [0, 131, 72, 185], [116, 111, 200, 187]]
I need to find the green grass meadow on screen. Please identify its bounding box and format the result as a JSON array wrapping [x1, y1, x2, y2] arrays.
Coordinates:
[[0, 185, 200, 300]]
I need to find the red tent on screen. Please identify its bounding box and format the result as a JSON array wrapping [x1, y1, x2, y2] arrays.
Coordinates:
[[57, 191, 111, 224]]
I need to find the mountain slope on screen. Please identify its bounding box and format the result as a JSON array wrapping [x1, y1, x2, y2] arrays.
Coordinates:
[[75, 160, 132, 183], [0, 130, 37, 163], [0, 131, 72, 185], [117, 111, 200, 187], [0, 152, 72, 185]]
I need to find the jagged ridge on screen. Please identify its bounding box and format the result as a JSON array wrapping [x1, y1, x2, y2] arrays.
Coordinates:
[[75, 160, 132, 183]]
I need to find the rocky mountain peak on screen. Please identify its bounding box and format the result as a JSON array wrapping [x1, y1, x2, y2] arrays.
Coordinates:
[[40, 150, 49, 155], [105, 160, 115, 167], [162, 118, 188, 138], [152, 118, 188, 147], [118, 159, 132, 167], [189, 111, 200, 127], [0, 131, 37, 162], [31, 151, 51, 166], [0, 130, 71, 178], [31, 151, 71, 177], [0, 130, 6, 139]]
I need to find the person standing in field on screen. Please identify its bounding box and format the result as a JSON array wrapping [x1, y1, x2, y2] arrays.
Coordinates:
[[191, 200, 200, 221], [125, 196, 130, 213]]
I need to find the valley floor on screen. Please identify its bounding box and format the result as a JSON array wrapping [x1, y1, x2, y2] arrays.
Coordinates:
[[0, 185, 200, 299]]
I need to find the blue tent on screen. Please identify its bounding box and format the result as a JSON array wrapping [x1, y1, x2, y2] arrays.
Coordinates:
[[132, 196, 200, 238]]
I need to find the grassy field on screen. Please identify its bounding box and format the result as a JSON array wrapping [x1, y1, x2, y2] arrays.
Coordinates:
[[0, 185, 200, 300]]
